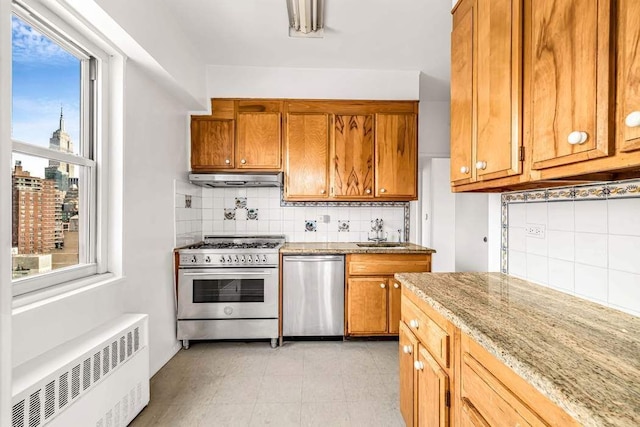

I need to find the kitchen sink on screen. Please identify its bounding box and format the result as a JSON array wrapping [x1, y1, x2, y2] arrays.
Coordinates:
[[356, 242, 408, 248]]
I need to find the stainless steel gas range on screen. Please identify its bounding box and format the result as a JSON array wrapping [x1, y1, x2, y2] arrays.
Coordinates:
[[176, 235, 285, 349]]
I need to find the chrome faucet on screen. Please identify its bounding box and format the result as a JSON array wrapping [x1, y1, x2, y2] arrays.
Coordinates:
[[368, 219, 387, 243]]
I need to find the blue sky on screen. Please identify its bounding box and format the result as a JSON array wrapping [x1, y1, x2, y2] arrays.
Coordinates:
[[12, 14, 80, 177]]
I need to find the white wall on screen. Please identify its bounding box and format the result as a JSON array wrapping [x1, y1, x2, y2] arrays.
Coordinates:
[[63, 0, 207, 111], [506, 195, 640, 316], [206, 65, 419, 101], [120, 61, 192, 375]]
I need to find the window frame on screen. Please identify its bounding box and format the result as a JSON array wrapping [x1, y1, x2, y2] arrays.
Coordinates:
[[10, 1, 111, 297]]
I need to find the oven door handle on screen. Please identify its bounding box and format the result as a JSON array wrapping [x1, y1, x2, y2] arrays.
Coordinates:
[[182, 271, 270, 276]]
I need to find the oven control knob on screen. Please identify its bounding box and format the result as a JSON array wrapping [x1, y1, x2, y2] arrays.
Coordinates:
[[261, 255, 267, 263], [205, 256, 211, 263], [219, 256, 225, 263], [191, 255, 197, 263], [233, 256, 239, 263], [226, 256, 232, 263], [247, 256, 253, 264], [240, 256, 246, 263]]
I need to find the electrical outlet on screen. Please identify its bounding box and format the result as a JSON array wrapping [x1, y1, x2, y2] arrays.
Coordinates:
[[525, 224, 546, 239]]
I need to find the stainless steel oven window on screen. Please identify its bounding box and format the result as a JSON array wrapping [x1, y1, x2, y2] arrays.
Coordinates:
[[192, 278, 265, 303]]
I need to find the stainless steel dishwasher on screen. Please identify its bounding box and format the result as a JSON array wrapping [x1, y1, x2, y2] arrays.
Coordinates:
[[282, 255, 345, 336]]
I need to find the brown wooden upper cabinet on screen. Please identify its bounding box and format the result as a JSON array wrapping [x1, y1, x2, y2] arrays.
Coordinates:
[[376, 113, 418, 198], [617, 0, 640, 153], [284, 100, 418, 201], [191, 99, 235, 170], [191, 99, 282, 171], [528, 0, 613, 170], [284, 113, 330, 199], [450, 0, 523, 186], [333, 115, 374, 198]]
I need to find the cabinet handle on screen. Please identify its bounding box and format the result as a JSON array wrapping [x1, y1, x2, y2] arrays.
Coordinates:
[[225, 159, 230, 164], [409, 319, 419, 329], [380, 188, 387, 193], [402, 345, 413, 354], [414, 360, 424, 371], [380, 283, 386, 289], [460, 166, 470, 174], [365, 189, 371, 194], [393, 283, 400, 289], [625, 111, 640, 128], [567, 131, 588, 145], [241, 159, 247, 164], [475, 161, 487, 170], [320, 189, 326, 194]]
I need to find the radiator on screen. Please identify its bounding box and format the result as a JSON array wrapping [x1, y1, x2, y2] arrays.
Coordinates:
[[11, 314, 150, 427]]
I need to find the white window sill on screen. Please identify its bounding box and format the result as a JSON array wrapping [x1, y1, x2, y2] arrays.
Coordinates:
[[12, 273, 125, 315]]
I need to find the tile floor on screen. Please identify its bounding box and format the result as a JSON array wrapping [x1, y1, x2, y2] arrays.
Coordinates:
[[129, 340, 403, 427]]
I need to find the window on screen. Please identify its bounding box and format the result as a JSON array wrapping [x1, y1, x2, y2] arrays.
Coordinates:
[[11, 2, 109, 296]]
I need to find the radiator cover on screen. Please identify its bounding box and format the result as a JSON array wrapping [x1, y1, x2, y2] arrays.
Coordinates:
[[12, 314, 149, 427]]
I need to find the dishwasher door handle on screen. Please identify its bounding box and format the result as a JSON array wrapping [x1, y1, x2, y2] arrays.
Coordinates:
[[283, 256, 344, 262]]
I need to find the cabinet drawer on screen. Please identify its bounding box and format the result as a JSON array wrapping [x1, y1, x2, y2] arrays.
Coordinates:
[[348, 254, 430, 276], [461, 353, 546, 427], [401, 297, 449, 368]]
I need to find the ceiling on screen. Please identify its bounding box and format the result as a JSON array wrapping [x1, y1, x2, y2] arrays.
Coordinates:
[[161, 0, 452, 99]]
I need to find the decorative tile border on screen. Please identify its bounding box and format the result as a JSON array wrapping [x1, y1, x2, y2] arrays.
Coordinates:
[[500, 178, 640, 274]]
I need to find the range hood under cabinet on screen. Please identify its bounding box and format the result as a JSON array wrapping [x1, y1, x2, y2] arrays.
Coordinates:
[[189, 172, 283, 188]]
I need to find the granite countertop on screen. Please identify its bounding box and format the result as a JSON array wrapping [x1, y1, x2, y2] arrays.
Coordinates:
[[395, 272, 640, 427], [280, 242, 436, 255]]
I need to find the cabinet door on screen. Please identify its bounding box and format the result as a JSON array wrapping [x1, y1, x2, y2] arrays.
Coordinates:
[[461, 353, 546, 427], [285, 114, 330, 199], [388, 279, 402, 334], [332, 115, 374, 198], [618, 0, 640, 152], [190, 118, 235, 170], [475, 0, 522, 180], [451, 0, 474, 185], [399, 322, 418, 427], [460, 398, 490, 427], [375, 114, 417, 198], [236, 112, 282, 169], [347, 277, 388, 334], [416, 345, 450, 427], [529, 0, 613, 169]]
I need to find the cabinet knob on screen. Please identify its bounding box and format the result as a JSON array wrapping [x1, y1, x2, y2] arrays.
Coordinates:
[[241, 159, 247, 164], [380, 283, 386, 289], [225, 159, 230, 164], [320, 189, 326, 194], [365, 189, 371, 194], [402, 345, 412, 354], [475, 161, 487, 170], [460, 166, 470, 174], [380, 188, 387, 193], [393, 283, 400, 289], [567, 131, 589, 145], [409, 319, 419, 329], [625, 111, 640, 128], [414, 360, 424, 371]]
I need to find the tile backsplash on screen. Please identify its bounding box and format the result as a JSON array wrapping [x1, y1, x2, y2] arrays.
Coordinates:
[[201, 187, 406, 243], [175, 180, 407, 245], [504, 180, 640, 316], [175, 180, 202, 247]]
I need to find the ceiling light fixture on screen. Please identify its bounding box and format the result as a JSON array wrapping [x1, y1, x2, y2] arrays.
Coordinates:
[[286, 0, 324, 38]]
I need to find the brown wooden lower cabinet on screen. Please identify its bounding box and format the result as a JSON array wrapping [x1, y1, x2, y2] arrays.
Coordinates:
[[399, 285, 580, 427], [345, 254, 431, 336]]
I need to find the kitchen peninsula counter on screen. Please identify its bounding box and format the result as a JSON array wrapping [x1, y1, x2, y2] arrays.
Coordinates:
[[280, 242, 435, 255], [396, 272, 640, 427]]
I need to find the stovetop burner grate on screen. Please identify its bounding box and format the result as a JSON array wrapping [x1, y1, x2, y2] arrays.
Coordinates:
[[193, 242, 280, 250]]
